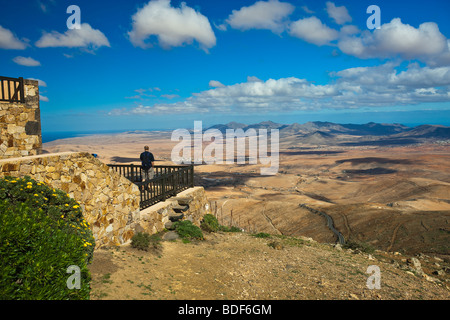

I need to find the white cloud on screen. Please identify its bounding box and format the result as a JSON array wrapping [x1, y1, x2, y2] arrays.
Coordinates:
[[289, 16, 339, 46], [27, 78, 47, 87], [35, 23, 110, 49], [301, 6, 315, 14], [209, 80, 225, 88], [128, 0, 216, 51], [225, 0, 295, 33], [13, 56, 41, 66], [0, 25, 27, 49], [161, 94, 180, 99], [110, 63, 450, 115], [338, 18, 449, 64], [326, 2, 352, 25], [247, 76, 263, 83], [39, 95, 49, 102]]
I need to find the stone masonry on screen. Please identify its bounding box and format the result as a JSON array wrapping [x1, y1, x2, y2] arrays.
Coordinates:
[[0, 152, 141, 248], [0, 79, 42, 158], [0, 151, 211, 248]]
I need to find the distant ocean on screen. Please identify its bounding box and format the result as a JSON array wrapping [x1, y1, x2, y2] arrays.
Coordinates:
[[41, 129, 134, 143]]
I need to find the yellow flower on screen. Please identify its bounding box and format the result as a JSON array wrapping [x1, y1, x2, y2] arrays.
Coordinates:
[[61, 215, 64, 218], [73, 205, 80, 209], [65, 204, 69, 207], [27, 185, 32, 189], [52, 193, 57, 197], [11, 181, 16, 183], [34, 194, 39, 197]]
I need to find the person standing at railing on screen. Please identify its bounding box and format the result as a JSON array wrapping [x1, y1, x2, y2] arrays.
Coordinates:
[[140, 145, 155, 181]]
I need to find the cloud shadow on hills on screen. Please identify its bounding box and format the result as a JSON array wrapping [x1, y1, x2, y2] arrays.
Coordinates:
[[279, 150, 346, 156], [335, 157, 416, 165]]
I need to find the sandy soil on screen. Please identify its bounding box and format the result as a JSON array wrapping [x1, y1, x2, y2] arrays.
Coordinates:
[[88, 232, 450, 300]]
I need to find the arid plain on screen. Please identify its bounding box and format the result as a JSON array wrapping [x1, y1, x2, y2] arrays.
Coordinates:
[[43, 126, 450, 260]]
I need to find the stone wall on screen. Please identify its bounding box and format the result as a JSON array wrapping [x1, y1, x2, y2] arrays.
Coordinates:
[[138, 186, 211, 235], [0, 152, 140, 248], [0, 79, 42, 158]]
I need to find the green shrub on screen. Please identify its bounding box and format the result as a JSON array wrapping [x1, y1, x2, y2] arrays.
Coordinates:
[[252, 232, 272, 238], [201, 214, 242, 233], [219, 225, 242, 233], [0, 176, 94, 300], [174, 220, 204, 242], [131, 232, 162, 251], [343, 240, 376, 254], [200, 214, 220, 232], [131, 232, 151, 251]]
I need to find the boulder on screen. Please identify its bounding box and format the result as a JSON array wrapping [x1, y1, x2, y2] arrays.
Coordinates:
[[162, 231, 179, 241]]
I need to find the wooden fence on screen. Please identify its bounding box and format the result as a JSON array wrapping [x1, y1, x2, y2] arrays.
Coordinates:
[[0, 76, 25, 103]]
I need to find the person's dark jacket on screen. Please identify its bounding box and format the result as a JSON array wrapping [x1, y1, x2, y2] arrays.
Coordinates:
[[140, 151, 155, 170]]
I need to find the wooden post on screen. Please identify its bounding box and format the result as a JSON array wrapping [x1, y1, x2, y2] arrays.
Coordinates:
[[19, 77, 24, 102], [230, 209, 233, 228]]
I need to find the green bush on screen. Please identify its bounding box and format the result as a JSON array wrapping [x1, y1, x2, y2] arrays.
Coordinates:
[[131, 232, 161, 251], [219, 225, 242, 233], [252, 232, 272, 238], [174, 220, 204, 242], [0, 176, 94, 300], [200, 214, 242, 233], [200, 214, 220, 232], [343, 240, 376, 254]]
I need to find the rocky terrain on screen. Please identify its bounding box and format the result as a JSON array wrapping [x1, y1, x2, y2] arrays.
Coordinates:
[[44, 120, 450, 299], [88, 231, 449, 300]]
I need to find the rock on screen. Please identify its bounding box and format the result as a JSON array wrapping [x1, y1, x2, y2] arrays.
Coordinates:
[[169, 212, 184, 222], [390, 260, 400, 268], [269, 241, 283, 250], [423, 274, 439, 283], [368, 254, 375, 260], [407, 258, 424, 276], [334, 244, 343, 251], [165, 221, 175, 230], [162, 231, 180, 241], [433, 270, 445, 277]]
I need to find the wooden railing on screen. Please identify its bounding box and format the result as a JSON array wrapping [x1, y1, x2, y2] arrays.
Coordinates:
[[108, 164, 194, 210], [0, 76, 25, 103]]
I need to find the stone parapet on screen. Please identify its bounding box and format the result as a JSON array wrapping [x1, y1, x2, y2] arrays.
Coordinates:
[[0, 152, 140, 248]]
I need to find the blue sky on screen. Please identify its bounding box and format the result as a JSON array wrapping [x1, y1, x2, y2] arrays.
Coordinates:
[[1, 0, 450, 132]]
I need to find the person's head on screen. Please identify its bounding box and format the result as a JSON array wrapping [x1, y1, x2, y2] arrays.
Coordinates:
[[144, 145, 149, 151]]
